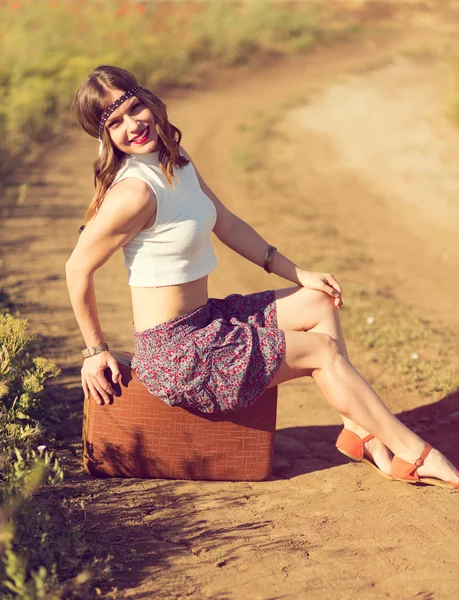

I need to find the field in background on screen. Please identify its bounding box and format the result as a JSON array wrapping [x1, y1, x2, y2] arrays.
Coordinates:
[[0, 0, 358, 180]]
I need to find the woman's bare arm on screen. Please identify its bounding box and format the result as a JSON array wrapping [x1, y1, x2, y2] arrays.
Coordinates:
[[182, 149, 342, 304], [66, 179, 155, 343], [66, 178, 156, 403], [181, 148, 302, 285]]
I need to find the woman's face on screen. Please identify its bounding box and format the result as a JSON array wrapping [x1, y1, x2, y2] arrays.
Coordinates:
[[103, 88, 158, 155]]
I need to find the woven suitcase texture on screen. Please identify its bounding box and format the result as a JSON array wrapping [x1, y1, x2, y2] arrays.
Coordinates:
[[82, 351, 278, 481]]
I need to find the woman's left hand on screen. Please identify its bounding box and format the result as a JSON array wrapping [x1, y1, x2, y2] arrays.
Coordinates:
[[297, 270, 343, 308]]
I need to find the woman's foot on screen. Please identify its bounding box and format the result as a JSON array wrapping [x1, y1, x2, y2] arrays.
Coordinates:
[[363, 436, 393, 477], [395, 445, 459, 487], [336, 425, 393, 477]]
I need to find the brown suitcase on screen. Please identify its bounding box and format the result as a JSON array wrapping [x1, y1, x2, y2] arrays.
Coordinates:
[[82, 350, 278, 481]]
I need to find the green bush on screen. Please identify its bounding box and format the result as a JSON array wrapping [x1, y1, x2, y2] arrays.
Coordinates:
[[0, 313, 110, 599], [0, 314, 60, 458]]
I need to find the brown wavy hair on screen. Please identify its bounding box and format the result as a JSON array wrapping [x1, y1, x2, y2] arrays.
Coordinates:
[[73, 65, 189, 223]]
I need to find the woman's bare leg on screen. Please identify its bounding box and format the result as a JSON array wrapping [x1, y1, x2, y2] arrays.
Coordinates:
[[272, 287, 459, 484], [275, 287, 392, 473]]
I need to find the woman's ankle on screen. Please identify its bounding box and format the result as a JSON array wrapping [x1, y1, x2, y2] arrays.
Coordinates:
[[392, 437, 427, 463]]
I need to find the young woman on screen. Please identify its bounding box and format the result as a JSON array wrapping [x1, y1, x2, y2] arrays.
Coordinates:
[[67, 65, 459, 489]]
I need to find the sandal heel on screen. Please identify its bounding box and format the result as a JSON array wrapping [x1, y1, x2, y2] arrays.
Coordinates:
[[336, 428, 393, 480]]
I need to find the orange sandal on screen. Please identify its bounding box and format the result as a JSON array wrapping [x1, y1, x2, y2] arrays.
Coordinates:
[[391, 444, 459, 489], [336, 428, 393, 480]]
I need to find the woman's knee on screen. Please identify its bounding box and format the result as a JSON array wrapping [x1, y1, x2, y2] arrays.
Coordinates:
[[296, 287, 333, 308], [268, 331, 341, 387], [302, 288, 337, 323], [293, 331, 341, 372], [276, 286, 337, 332], [313, 332, 341, 366]]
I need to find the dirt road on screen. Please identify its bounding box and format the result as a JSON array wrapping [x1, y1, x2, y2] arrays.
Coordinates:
[[3, 6, 459, 599]]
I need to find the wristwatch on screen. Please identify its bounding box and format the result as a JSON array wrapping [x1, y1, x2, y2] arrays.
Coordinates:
[[81, 343, 109, 358]]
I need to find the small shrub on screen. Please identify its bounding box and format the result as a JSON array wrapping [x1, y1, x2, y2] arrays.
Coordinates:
[[0, 314, 60, 461], [0, 314, 110, 599]]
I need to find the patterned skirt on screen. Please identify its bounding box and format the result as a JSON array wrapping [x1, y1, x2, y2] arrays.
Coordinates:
[[132, 290, 286, 413]]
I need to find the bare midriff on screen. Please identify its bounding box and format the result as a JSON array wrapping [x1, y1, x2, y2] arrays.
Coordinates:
[[130, 275, 209, 332]]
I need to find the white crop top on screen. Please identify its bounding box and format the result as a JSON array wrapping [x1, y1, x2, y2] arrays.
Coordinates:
[[112, 151, 218, 287]]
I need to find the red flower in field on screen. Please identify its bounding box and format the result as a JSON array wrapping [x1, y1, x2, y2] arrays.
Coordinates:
[[135, 3, 147, 16], [10, 0, 21, 10], [116, 3, 129, 18]]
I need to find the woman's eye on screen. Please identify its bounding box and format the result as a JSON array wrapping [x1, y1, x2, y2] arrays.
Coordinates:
[[106, 102, 142, 129]]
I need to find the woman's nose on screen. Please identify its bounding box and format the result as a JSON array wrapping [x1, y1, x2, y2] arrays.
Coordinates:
[[125, 114, 140, 130]]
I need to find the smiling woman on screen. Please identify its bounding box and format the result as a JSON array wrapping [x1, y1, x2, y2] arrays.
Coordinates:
[[66, 65, 459, 490], [73, 65, 190, 223]]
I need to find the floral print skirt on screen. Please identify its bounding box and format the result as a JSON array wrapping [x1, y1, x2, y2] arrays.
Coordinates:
[[132, 290, 286, 413]]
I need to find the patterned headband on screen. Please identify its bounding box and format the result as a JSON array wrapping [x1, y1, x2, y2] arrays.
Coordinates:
[[98, 86, 142, 141]]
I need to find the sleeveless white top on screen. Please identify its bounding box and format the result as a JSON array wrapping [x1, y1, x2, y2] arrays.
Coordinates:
[[112, 151, 217, 287]]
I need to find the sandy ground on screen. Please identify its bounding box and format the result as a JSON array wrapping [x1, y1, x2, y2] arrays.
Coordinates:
[[2, 4, 459, 599]]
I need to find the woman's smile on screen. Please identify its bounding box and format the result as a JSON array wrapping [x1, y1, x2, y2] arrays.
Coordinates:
[[130, 125, 150, 144], [102, 89, 158, 154]]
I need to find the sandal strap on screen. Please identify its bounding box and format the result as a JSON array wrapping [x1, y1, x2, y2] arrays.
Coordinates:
[[413, 444, 432, 467], [392, 444, 433, 480], [361, 434, 374, 444], [407, 444, 433, 478]]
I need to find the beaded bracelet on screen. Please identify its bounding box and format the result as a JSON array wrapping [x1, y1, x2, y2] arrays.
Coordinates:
[[263, 245, 277, 274]]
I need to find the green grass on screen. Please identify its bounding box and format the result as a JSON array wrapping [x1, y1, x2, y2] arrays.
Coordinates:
[[342, 284, 459, 398], [0, 0, 360, 182], [231, 108, 290, 173], [230, 91, 311, 174]]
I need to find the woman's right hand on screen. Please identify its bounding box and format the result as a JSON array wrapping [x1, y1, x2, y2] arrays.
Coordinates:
[[297, 269, 343, 308], [81, 351, 121, 405]]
